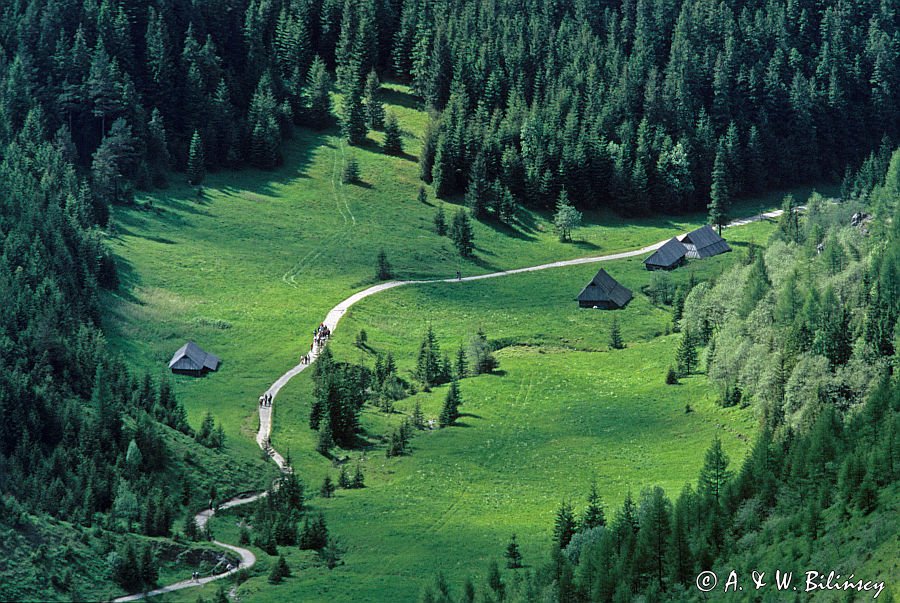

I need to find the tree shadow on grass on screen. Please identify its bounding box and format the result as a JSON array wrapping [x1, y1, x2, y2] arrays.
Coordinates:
[[479, 216, 538, 242], [380, 87, 422, 111]]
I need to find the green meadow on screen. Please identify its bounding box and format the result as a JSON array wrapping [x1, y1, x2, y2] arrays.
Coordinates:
[[103, 85, 833, 600]]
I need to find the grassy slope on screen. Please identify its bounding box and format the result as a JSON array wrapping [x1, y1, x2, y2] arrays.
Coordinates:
[[102, 85, 841, 601]]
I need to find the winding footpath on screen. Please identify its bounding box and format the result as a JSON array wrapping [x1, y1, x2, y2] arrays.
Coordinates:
[[113, 208, 785, 601]]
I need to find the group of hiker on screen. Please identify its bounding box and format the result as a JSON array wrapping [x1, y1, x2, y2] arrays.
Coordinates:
[[313, 323, 331, 347], [258, 392, 272, 407]]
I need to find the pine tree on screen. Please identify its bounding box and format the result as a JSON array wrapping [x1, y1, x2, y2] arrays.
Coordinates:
[[305, 56, 332, 126], [609, 317, 624, 349], [581, 481, 606, 530], [450, 209, 474, 257], [553, 500, 577, 549], [364, 69, 384, 130], [337, 465, 351, 489], [505, 533, 523, 568], [433, 203, 447, 235], [352, 463, 365, 488], [708, 146, 730, 235], [341, 84, 368, 146], [665, 366, 679, 385], [320, 475, 336, 498], [455, 344, 468, 379], [438, 380, 462, 427], [187, 130, 205, 185], [412, 401, 425, 429], [383, 111, 403, 155], [268, 555, 290, 583], [418, 186, 428, 204], [316, 420, 334, 456], [376, 249, 392, 280], [465, 153, 490, 219], [698, 436, 732, 504], [675, 329, 697, 377]]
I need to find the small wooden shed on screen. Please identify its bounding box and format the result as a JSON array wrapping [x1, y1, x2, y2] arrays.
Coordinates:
[[168, 341, 220, 377], [577, 269, 633, 309], [644, 237, 687, 270]]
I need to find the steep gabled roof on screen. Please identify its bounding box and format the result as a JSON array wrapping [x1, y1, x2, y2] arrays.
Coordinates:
[[644, 237, 687, 267], [577, 269, 633, 307], [169, 341, 220, 372], [681, 224, 732, 257]]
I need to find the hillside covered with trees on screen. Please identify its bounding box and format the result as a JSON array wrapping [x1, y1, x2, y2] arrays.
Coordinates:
[[1, 0, 898, 215]]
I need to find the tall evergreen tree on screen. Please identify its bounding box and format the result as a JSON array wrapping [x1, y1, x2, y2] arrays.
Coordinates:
[[187, 130, 205, 185], [450, 209, 474, 257], [709, 146, 730, 235], [383, 111, 403, 155]]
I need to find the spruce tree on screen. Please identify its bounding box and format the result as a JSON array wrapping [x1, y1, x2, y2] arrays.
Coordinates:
[[352, 463, 365, 488], [433, 203, 447, 235], [364, 69, 384, 130], [268, 555, 290, 583], [455, 344, 468, 379], [465, 153, 490, 219], [675, 329, 697, 377], [383, 111, 403, 155], [450, 209, 474, 257], [581, 481, 606, 530], [609, 317, 624, 350], [412, 401, 425, 429], [505, 533, 523, 569], [438, 380, 462, 427], [305, 56, 332, 126], [320, 475, 336, 498], [187, 130, 205, 185], [341, 84, 368, 145], [337, 465, 351, 489], [698, 436, 732, 504], [376, 249, 392, 280], [553, 500, 577, 549], [708, 146, 730, 235]]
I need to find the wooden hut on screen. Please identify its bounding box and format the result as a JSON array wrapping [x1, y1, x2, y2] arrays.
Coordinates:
[[643, 237, 687, 270], [577, 269, 633, 309], [168, 341, 220, 377], [680, 225, 731, 258]]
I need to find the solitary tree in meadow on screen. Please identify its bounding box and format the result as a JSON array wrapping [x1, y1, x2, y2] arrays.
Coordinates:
[[376, 249, 392, 280], [434, 203, 447, 235], [505, 533, 523, 568], [383, 112, 403, 155], [553, 189, 582, 242], [609, 316, 624, 349], [450, 209, 475, 257]]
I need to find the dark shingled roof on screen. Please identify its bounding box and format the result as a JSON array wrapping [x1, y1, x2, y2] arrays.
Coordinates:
[[644, 237, 687, 268], [681, 224, 732, 258], [169, 341, 220, 372], [577, 269, 633, 307]]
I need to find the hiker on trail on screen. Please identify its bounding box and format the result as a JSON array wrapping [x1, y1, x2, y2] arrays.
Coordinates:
[[456, 270, 461, 280]]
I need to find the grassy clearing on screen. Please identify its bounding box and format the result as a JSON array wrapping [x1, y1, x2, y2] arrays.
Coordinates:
[[103, 84, 831, 601], [249, 222, 770, 601]]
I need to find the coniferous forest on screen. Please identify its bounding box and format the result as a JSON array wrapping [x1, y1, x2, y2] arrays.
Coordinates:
[[0, 0, 898, 601]]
